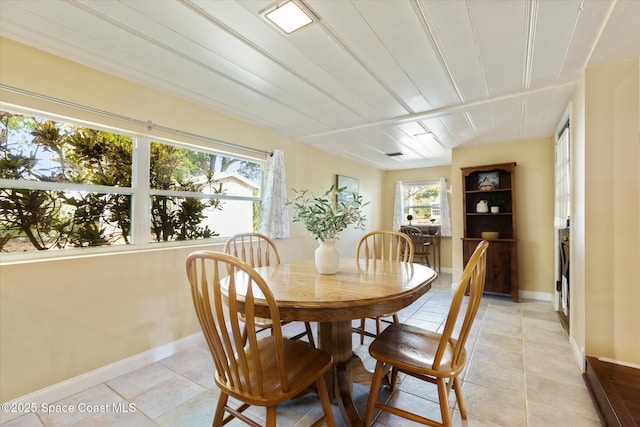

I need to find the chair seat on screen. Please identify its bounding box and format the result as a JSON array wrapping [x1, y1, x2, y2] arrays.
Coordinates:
[[364, 240, 488, 427], [369, 323, 465, 379], [216, 336, 333, 405]]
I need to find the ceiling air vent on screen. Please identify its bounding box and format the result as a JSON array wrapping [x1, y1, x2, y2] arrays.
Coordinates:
[[385, 152, 403, 157]]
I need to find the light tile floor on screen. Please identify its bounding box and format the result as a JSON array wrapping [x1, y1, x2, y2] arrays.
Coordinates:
[[2, 273, 601, 427]]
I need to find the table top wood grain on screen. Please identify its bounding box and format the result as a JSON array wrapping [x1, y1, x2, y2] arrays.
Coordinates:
[[244, 258, 436, 322]]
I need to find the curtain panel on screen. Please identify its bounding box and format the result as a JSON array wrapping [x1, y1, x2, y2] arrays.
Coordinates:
[[258, 149, 289, 238]]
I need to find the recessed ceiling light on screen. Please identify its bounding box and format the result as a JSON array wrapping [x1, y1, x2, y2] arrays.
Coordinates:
[[413, 132, 433, 138], [264, 1, 314, 34], [413, 132, 439, 145]]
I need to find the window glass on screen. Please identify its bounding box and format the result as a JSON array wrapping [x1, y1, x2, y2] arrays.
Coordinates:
[[402, 182, 441, 225], [148, 141, 263, 243], [150, 141, 262, 196], [1, 108, 265, 255], [1, 110, 133, 253], [1, 111, 132, 185], [0, 189, 132, 252]]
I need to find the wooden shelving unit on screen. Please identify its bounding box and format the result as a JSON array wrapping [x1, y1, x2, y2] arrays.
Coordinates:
[[461, 162, 518, 302]]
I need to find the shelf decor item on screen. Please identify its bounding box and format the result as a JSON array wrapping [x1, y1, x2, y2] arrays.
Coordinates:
[[288, 185, 367, 274], [478, 172, 499, 190], [476, 200, 489, 213], [481, 231, 500, 239], [462, 162, 518, 301], [489, 196, 505, 213]]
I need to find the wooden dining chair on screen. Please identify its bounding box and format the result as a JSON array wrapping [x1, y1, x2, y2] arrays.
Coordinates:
[[399, 225, 432, 267], [224, 232, 315, 347], [185, 251, 335, 427], [363, 240, 489, 427], [353, 230, 415, 344]]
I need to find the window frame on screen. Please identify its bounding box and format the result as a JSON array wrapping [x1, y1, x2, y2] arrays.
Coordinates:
[[0, 103, 266, 263], [401, 180, 441, 225]]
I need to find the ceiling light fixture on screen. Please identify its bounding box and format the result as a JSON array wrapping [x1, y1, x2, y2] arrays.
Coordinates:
[[413, 131, 433, 138], [263, 0, 315, 34], [413, 132, 439, 145]]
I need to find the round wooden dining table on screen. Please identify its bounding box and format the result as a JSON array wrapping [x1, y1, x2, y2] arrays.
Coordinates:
[[251, 258, 437, 427]]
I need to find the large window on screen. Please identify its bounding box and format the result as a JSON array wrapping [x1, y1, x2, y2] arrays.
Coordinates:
[[0, 106, 264, 257], [401, 181, 441, 225]]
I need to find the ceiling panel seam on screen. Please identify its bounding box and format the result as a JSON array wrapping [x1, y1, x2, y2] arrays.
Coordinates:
[[521, 0, 538, 139], [68, 0, 337, 130], [412, 0, 478, 142], [556, 1, 583, 82], [298, 81, 577, 140], [583, 0, 618, 68], [181, 0, 370, 124], [314, 8, 415, 116]]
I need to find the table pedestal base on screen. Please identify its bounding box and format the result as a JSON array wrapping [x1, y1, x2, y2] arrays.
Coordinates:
[[319, 320, 364, 426]]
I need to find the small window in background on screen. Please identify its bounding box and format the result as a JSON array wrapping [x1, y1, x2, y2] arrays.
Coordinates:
[[402, 181, 441, 225]]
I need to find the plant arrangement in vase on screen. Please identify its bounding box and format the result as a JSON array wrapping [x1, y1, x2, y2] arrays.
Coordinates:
[[287, 185, 368, 274]]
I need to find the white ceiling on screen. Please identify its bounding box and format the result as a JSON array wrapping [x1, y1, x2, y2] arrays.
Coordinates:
[[1, 0, 639, 170]]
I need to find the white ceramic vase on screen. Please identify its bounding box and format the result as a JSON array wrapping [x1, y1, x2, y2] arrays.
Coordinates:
[[315, 239, 340, 274]]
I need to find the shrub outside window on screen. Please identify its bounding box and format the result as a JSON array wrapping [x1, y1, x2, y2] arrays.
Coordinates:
[[0, 107, 264, 256]]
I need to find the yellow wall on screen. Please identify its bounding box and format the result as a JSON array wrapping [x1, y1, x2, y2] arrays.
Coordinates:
[[383, 166, 453, 273], [582, 59, 640, 363], [0, 38, 383, 401], [451, 138, 556, 298]]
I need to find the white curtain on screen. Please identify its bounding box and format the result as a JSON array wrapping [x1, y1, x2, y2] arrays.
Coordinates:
[[393, 181, 403, 231], [439, 177, 452, 237], [258, 149, 289, 238]]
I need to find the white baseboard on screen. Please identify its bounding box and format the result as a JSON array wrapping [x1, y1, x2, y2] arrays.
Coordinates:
[[570, 336, 586, 372], [0, 332, 204, 423], [447, 284, 553, 302], [597, 357, 640, 369], [519, 290, 553, 301]]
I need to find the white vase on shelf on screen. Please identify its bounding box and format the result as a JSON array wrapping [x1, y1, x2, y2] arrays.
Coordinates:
[[315, 239, 340, 274]]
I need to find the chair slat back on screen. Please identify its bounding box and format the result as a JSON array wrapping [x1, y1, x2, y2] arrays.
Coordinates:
[[224, 232, 280, 268], [186, 251, 289, 396], [432, 240, 488, 370], [355, 230, 414, 263], [399, 226, 431, 258]]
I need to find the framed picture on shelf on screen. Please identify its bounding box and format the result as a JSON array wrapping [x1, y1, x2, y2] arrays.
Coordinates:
[[336, 174, 359, 203], [478, 172, 499, 191]]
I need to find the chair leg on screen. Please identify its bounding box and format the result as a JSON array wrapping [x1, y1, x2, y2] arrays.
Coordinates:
[[375, 317, 382, 335], [392, 313, 399, 324], [453, 375, 467, 419], [266, 405, 277, 427], [212, 393, 228, 426], [316, 374, 336, 426], [360, 318, 366, 344], [304, 322, 316, 347], [436, 378, 452, 427], [389, 366, 399, 392], [364, 361, 387, 426]]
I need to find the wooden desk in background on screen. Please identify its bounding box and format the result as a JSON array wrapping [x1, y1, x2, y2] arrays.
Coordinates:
[[405, 224, 441, 274]]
